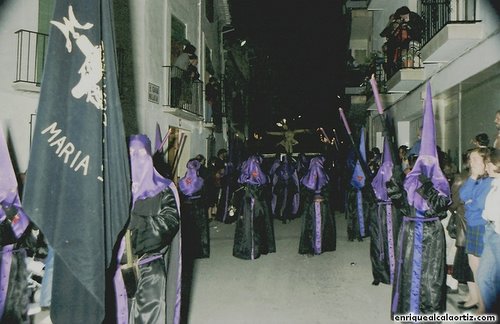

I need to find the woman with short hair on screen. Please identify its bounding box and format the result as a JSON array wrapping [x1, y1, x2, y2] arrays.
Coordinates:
[[459, 147, 493, 312]]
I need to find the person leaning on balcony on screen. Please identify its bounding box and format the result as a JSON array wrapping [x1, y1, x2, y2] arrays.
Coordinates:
[[180, 54, 199, 106], [171, 44, 196, 107], [380, 12, 401, 77], [394, 6, 424, 69]]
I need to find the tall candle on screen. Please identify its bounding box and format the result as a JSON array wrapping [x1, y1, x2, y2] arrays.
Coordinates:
[[338, 108, 351, 135], [370, 74, 384, 115]]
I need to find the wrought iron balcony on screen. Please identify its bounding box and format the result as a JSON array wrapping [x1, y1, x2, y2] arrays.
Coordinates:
[[164, 65, 205, 121], [421, 0, 478, 46], [14, 29, 49, 87], [420, 0, 481, 63]]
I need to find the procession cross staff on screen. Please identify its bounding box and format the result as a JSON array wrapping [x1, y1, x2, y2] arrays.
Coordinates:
[[158, 127, 172, 153], [369, 74, 403, 183], [338, 108, 377, 200], [171, 132, 187, 180], [332, 128, 340, 151]]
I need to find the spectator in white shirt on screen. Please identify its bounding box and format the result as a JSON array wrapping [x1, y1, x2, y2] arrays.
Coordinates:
[[477, 149, 500, 314]]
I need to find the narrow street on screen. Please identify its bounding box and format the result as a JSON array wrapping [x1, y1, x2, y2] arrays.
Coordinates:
[[35, 211, 466, 324]]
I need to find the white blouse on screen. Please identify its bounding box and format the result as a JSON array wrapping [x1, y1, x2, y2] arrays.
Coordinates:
[[483, 177, 500, 234]]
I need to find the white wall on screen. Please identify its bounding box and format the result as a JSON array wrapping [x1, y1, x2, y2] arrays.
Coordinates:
[[0, 0, 40, 172], [461, 74, 500, 151], [130, 0, 227, 176]]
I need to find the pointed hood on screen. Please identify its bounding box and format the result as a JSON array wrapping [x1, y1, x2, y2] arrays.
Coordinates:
[[301, 156, 329, 191], [129, 134, 171, 206], [404, 82, 450, 211], [178, 159, 204, 196], [371, 137, 393, 201], [154, 122, 162, 153], [351, 127, 366, 189]]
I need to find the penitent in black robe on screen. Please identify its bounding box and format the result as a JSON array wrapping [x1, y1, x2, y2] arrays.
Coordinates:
[[128, 186, 181, 324], [387, 179, 449, 316], [298, 187, 336, 255], [180, 190, 209, 259], [370, 200, 400, 285], [345, 186, 372, 241], [233, 185, 276, 260]]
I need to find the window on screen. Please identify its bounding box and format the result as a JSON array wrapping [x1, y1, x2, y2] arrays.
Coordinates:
[[171, 15, 187, 63], [206, 0, 214, 23]]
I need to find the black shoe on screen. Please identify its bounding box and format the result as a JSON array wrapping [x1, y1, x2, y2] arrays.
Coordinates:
[[372, 280, 380, 286]]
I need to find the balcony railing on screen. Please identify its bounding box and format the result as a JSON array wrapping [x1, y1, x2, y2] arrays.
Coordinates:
[[14, 29, 49, 86], [421, 0, 478, 46], [165, 65, 204, 118], [346, 55, 387, 95]]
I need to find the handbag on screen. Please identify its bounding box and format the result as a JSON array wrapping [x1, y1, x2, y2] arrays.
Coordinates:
[[446, 213, 458, 239]]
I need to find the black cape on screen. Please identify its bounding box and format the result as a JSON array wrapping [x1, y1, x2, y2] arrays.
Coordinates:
[[370, 201, 400, 285], [298, 187, 336, 255], [128, 186, 181, 324], [387, 179, 448, 315], [180, 191, 210, 259], [233, 185, 276, 260]]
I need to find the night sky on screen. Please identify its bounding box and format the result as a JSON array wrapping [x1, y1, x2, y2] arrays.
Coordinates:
[[228, 0, 348, 138]]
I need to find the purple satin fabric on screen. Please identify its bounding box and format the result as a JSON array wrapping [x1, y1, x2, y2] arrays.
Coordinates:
[[0, 245, 14, 318], [377, 205, 385, 262], [356, 190, 365, 237], [272, 157, 300, 215], [250, 198, 255, 260], [372, 138, 393, 201], [113, 238, 128, 324], [12, 209, 30, 238], [314, 201, 322, 254], [168, 182, 182, 324], [386, 203, 395, 284], [178, 160, 204, 196], [269, 159, 280, 177], [296, 153, 309, 175], [410, 213, 424, 314], [301, 156, 329, 191], [404, 157, 450, 211], [129, 135, 171, 206], [351, 128, 366, 190], [391, 215, 439, 314], [404, 83, 450, 210], [238, 156, 267, 186]]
